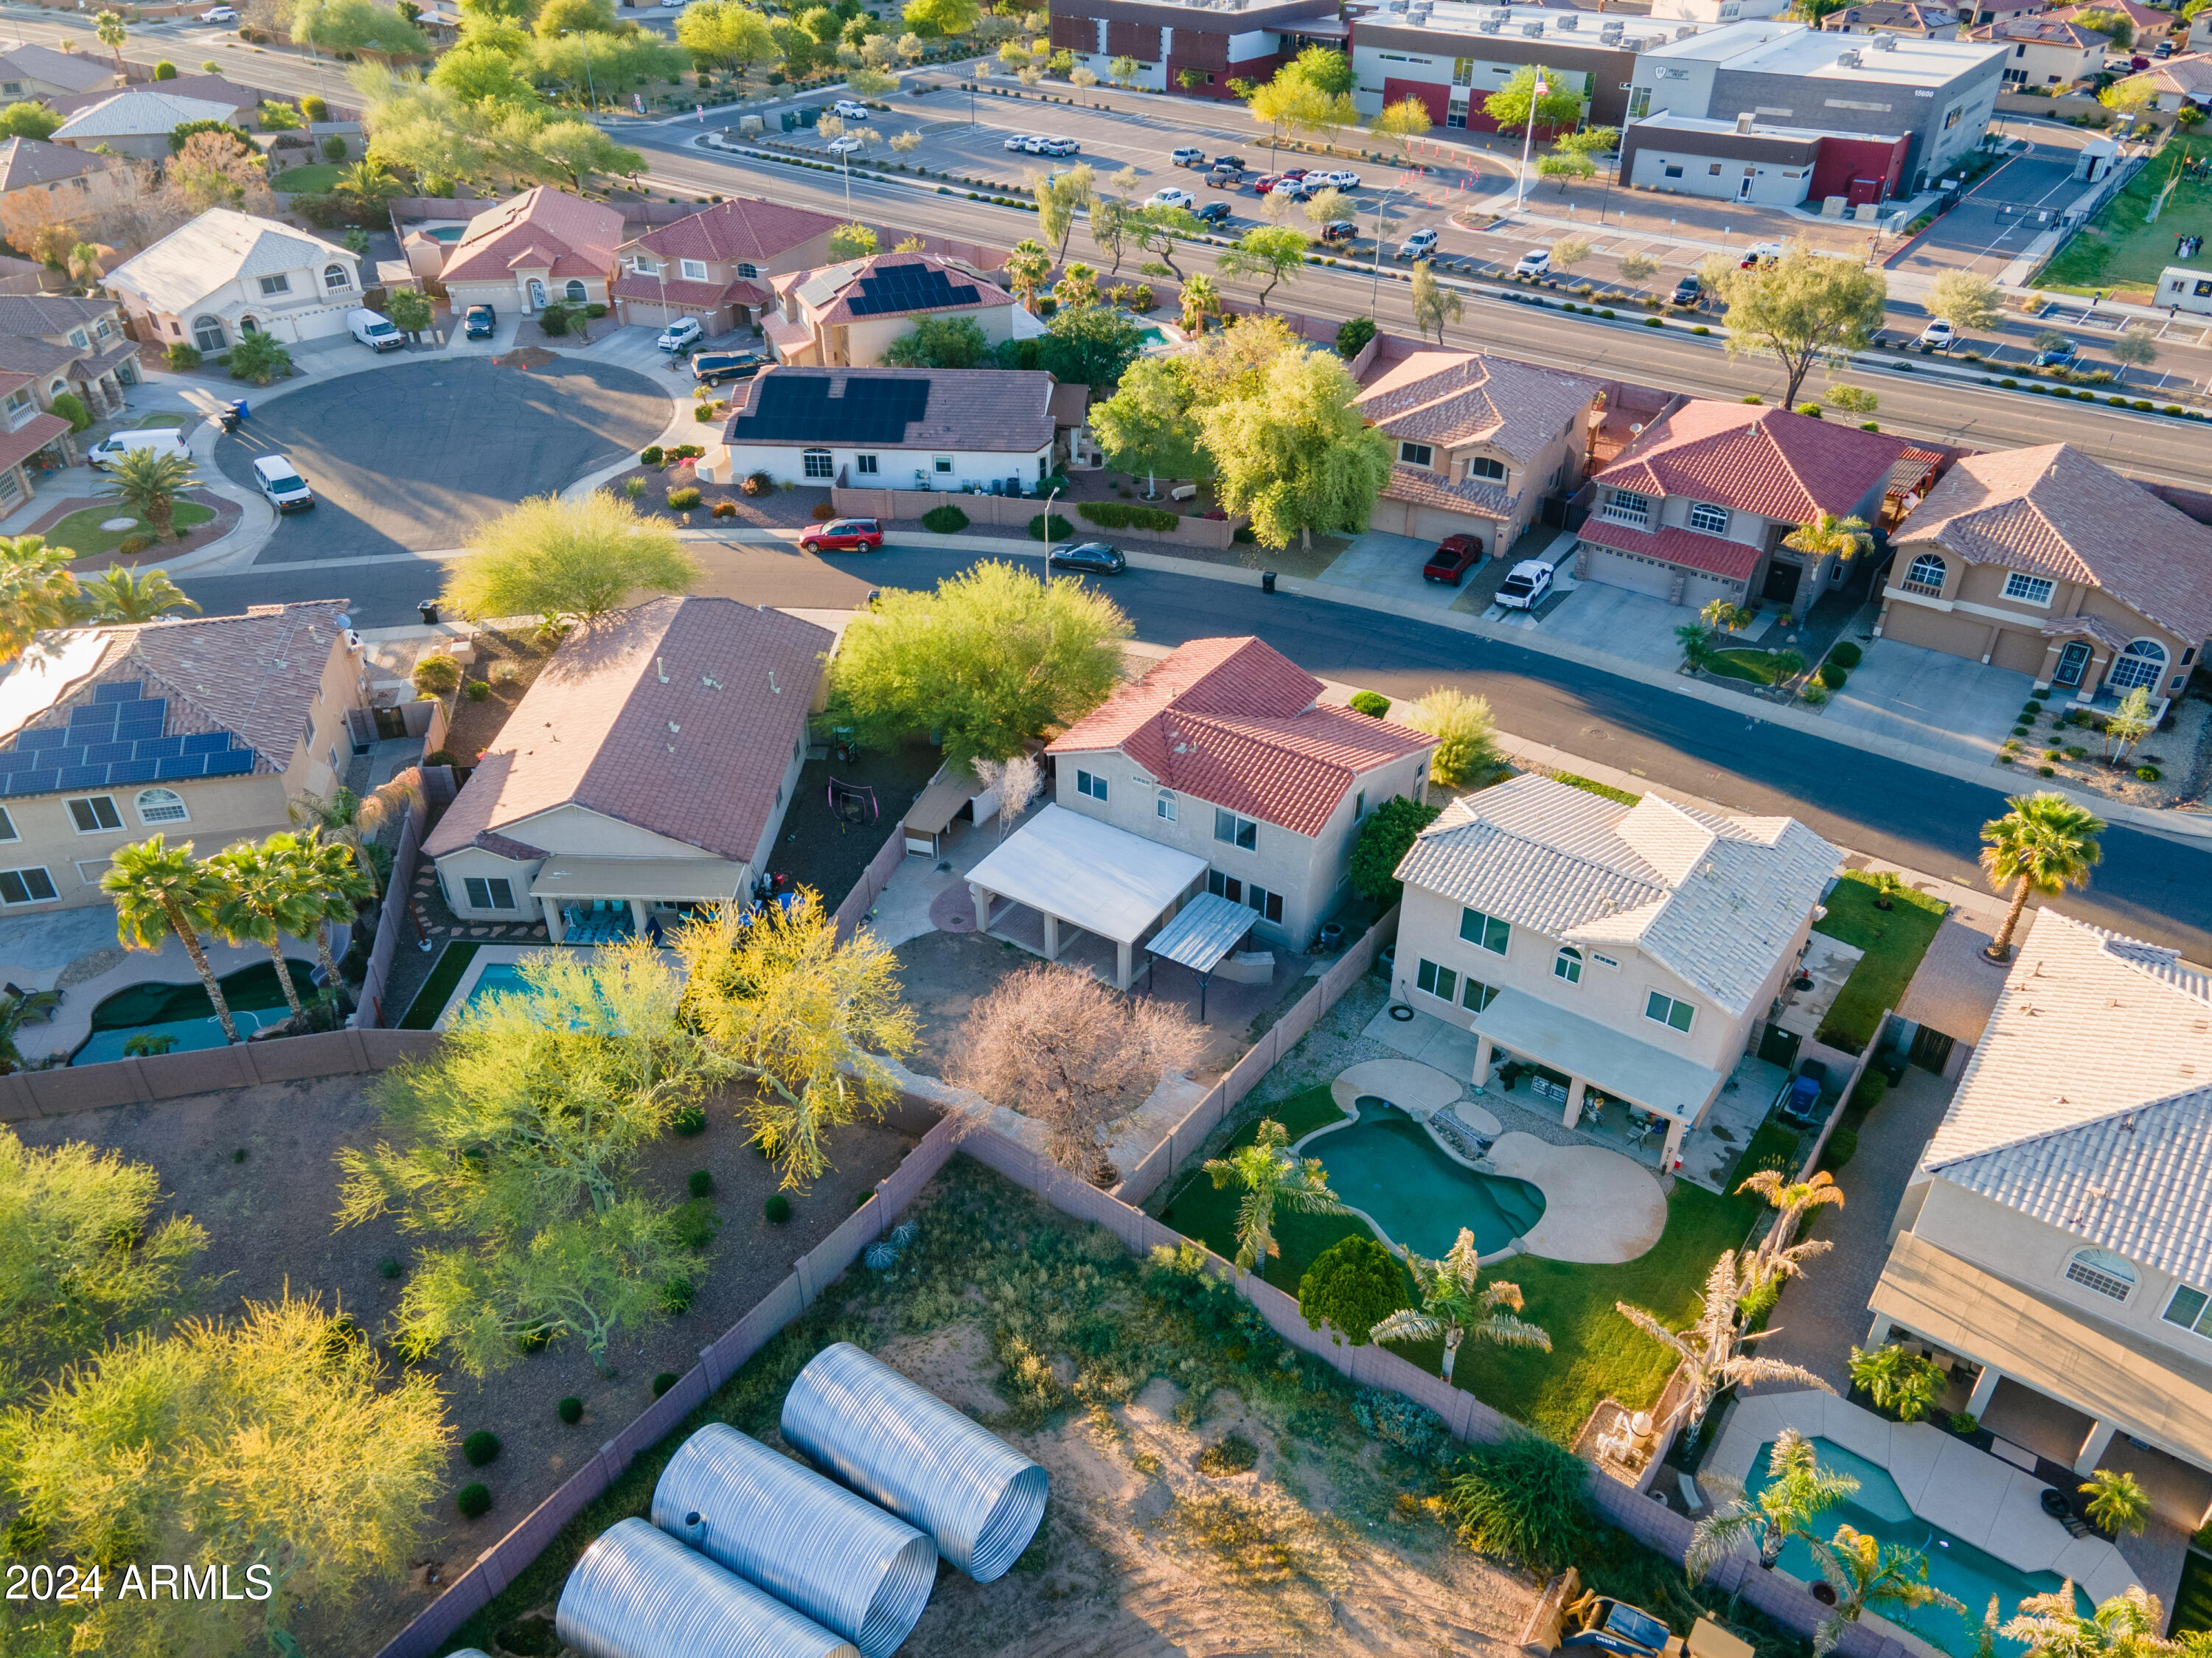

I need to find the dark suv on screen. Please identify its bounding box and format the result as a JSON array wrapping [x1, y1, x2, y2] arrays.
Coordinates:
[[463, 304, 495, 339], [1670, 274, 1700, 307]]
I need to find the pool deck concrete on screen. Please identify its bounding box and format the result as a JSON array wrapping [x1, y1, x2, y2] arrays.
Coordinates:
[[16, 929, 327, 1064], [1486, 1131, 1669, 1265], [1708, 1387, 2142, 1606], [1329, 1057, 1483, 1125]]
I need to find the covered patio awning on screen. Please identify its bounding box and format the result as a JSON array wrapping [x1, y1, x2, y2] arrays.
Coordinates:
[[1474, 987, 1728, 1122], [966, 804, 1206, 989], [529, 854, 747, 904], [1147, 892, 1256, 973]]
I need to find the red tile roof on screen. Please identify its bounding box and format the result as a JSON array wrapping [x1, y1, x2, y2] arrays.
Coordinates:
[[609, 271, 770, 310], [1593, 400, 1918, 525], [631, 197, 844, 264], [1578, 516, 1766, 580], [1048, 637, 1436, 837], [439, 187, 622, 286]]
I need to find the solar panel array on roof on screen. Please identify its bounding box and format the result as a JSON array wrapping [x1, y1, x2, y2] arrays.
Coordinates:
[[843, 265, 981, 318], [726, 375, 931, 445], [0, 679, 257, 796]]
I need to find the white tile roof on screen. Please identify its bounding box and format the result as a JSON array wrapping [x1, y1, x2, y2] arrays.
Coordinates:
[[1394, 774, 1839, 1015], [1921, 909, 2212, 1285], [55, 90, 238, 142], [102, 209, 356, 318]]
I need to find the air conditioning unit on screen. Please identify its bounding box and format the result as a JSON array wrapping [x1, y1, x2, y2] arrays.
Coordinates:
[[1836, 45, 1861, 63], [1522, 19, 1545, 35], [1871, 30, 1897, 47], [1600, 21, 1624, 42], [1674, 24, 1697, 39], [1557, 13, 1578, 27], [1478, 16, 1501, 32]]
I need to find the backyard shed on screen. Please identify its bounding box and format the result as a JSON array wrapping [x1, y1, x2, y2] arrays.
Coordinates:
[[902, 760, 999, 858]]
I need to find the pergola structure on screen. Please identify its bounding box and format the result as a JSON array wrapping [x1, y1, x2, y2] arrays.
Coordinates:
[[965, 804, 1206, 990], [1144, 891, 1259, 1019]]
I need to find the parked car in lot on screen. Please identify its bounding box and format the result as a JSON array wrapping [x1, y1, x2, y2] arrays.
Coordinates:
[[1194, 201, 1234, 227], [832, 99, 869, 118], [1495, 557, 1555, 610], [1422, 534, 1483, 585], [1252, 173, 1287, 194], [1210, 154, 1245, 171], [2156, 39, 2176, 56], [1513, 248, 1551, 277], [1670, 274, 1701, 306], [692, 349, 765, 384], [1915, 318, 1955, 353], [827, 134, 862, 153], [1277, 178, 1319, 201], [1047, 540, 1127, 575], [1739, 240, 1784, 267], [1172, 145, 1206, 166], [463, 303, 496, 339], [1399, 227, 1439, 258], [1007, 133, 1039, 151], [1313, 168, 1362, 190], [1318, 220, 1359, 244], [251, 454, 314, 512], [2033, 338, 2078, 369], [199, 4, 237, 18], [1205, 165, 1240, 187], [657, 317, 703, 352], [1040, 136, 1079, 155], [1147, 187, 1196, 210], [799, 518, 883, 552]]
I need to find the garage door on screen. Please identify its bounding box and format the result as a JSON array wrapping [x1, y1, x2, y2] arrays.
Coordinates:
[[1681, 571, 1743, 613], [1583, 547, 1674, 599], [1990, 626, 2048, 676], [1412, 507, 1494, 547], [1880, 602, 1976, 658]]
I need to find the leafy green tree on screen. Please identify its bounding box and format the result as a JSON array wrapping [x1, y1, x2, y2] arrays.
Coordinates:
[[881, 315, 993, 367], [1, 536, 87, 662], [2074, 6, 2132, 47], [1349, 793, 1441, 904], [828, 220, 879, 260], [1131, 202, 1202, 281], [1411, 259, 1462, 344], [902, 0, 978, 34], [209, 839, 321, 1020], [1927, 269, 2001, 335], [2079, 1469, 2152, 1536], [1367, 94, 1431, 160], [1688, 1428, 1859, 1578], [439, 490, 700, 626], [1033, 163, 1093, 262], [2110, 323, 2157, 384], [101, 837, 242, 1045], [429, 40, 542, 107], [0, 1292, 451, 1657], [1107, 54, 1141, 87], [0, 101, 60, 142], [226, 330, 293, 385], [1810, 1527, 1962, 1656], [832, 559, 1131, 763], [0, 1126, 207, 1407], [1283, 43, 1352, 96], [1196, 343, 1388, 550], [1217, 224, 1308, 311], [294, 0, 435, 54], [1298, 1234, 1409, 1346], [1978, 792, 2106, 960], [1708, 240, 1887, 406], [2103, 685, 2156, 763], [386, 285, 433, 342], [1038, 301, 1144, 389], [672, 894, 919, 1188], [515, 114, 645, 189], [1483, 63, 1585, 136], [535, 0, 614, 35], [1203, 1118, 1346, 1277], [1372, 1227, 1548, 1380], [677, 0, 779, 74], [1089, 355, 1203, 497]]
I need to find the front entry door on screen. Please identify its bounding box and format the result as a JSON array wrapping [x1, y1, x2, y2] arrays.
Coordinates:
[[1738, 174, 1754, 201], [2052, 639, 2092, 689], [526, 278, 547, 311], [1762, 559, 1802, 606]]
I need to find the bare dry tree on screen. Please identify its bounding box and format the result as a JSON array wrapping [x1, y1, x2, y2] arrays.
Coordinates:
[[950, 964, 1203, 1183], [971, 751, 1043, 840]]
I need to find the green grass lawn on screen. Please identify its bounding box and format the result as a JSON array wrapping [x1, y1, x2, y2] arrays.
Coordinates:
[[1708, 647, 1799, 686], [1811, 871, 1947, 1053], [2039, 133, 2212, 299], [273, 162, 345, 194], [397, 941, 479, 1029], [1158, 1084, 1361, 1293], [46, 501, 216, 560], [2174, 1547, 2212, 1637], [134, 412, 187, 429]]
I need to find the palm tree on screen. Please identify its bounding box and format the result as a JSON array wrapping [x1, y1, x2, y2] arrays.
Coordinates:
[[92, 8, 128, 73], [1809, 1525, 1963, 1656], [1371, 1226, 1550, 1381], [0, 986, 60, 1073], [283, 830, 374, 994], [1978, 792, 2107, 961], [79, 565, 199, 624], [336, 159, 402, 215], [1781, 511, 1872, 572], [100, 447, 198, 542], [1004, 237, 1052, 307], [1616, 1250, 1833, 1432], [1202, 1118, 1347, 1276], [2079, 1469, 2152, 1536], [210, 840, 319, 1021], [287, 778, 416, 902], [1688, 1428, 1859, 1581], [1739, 1166, 1846, 1266], [1848, 1342, 1944, 1422], [1180, 272, 1222, 335], [1, 536, 86, 663], [101, 836, 242, 1045], [2003, 1584, 2169, 1658]]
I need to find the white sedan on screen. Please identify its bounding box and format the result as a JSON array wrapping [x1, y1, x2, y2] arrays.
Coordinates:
[[827, 134, 862, 153], [1914, 318, 1956, 353], [1146, 187, 1195, 210], [1004, 133, 1037, 151]]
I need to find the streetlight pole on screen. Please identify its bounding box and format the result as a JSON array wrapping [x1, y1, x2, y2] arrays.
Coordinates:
[[1512, 69, 1547, 215], [562, 28, 597, 114], [1369, 183, 1400, 318]]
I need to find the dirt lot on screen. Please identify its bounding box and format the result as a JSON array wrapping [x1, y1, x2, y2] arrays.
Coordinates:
[[772, 734, 944, 908], [438, 624, 559, 766], [10, 1073, 920, 1653]]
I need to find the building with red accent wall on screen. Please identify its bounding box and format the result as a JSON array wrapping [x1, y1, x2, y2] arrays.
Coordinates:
[[1620, 111, 1910, 206], [1046, 0, 1345, 97]]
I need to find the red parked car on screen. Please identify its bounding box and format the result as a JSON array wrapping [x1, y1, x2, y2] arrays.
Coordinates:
[[1422, 533, 1484, 585], [799, 517, 883, 552]]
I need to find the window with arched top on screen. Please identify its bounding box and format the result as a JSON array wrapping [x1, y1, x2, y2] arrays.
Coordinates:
[[323, 263, 349, 291], [1155, 790, 1176, 822], [1905, 552, 1947, 591], [192, 316, 226, 351], [134, 787, 187, 826], [1554, 945, 1582, 985], [2065, 1247, 2136, 1302], [564, 279, 587, 302], [2107, 638, 2168, 692], [802, 448, 833, 479]]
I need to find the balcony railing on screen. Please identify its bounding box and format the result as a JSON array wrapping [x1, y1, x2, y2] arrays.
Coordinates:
[[1599, 501, 1651, 530], [1899, 577, 1944, 598]]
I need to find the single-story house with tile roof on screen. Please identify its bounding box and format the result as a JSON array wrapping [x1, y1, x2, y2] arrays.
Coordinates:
[[762, 254, 1025, 369], [0, 41, 116, 99], [425, 597, 832, 940], [1871, 908, 2212, 1534], [2051, 0, 2177, 38], [45, 72, 255, 125], [0, 136, 129, 224], [2107, 51, 2212, 111], [432, 186, 622, 320], [1820, 3, 1963, 40], [0, 601, 366, 913], [703, 364, 1061, 492], [1043, 635, 1436, 955], [102, 208, 366, 351], [613, 196, 844, 338], [1875, 442, 2212, 704], [1391, 772, 1839, 1166], [52, 91, 243, 161], [1352, 346, 1605, 561], [1573, 399, 1941, 613]]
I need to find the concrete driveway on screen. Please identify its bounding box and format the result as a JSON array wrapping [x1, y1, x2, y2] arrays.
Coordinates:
[[1313, 530, 1465, 612], [1817, 638, 2033, 767], [218, 356, 670, 566]]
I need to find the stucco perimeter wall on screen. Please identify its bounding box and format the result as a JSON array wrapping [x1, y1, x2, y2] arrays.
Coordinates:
[[0, 1027, 442, 1122], [829, 486, 1241, 550]]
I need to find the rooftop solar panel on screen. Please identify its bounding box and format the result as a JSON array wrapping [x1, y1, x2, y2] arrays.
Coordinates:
[[92, 682, 142, 704], [726, 374, 931, 445], [843, 265, 982, 318], [0, 683, 256, 798]]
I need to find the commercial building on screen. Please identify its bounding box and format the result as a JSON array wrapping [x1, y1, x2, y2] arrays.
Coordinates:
[[1627, 18, 2006, 189], [1349, 3, 1692, 131], [1046, 0, 1347, 97], [1619, 110, 1910, 206]]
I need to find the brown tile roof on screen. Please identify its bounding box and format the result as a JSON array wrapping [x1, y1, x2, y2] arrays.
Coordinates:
[[609, 271, 770, 310], [1380, 461, 1515, 522], [1966, 15, 2105, 43], [1047, 636, 1436, 837], [2052, 0, 2172, 29], [424, 597, 833, 866], [48, 71, 251, 118], [720, 366, 1057, 455], [0, 136, 121, 192], [2124, 51, 2212, 94], [1353, 347, 1603, 463], [630, 197, 843, 265], [0, 42, 114, 93], [0, 293, 114, 334], [1895, 443, 2212, 643], [1593, 400, 1916, 524], [439, 187, 622, 285], [0, 408, 66, 473], [1823, 2, 1961, 29], [1578, 515, 1765, 580]]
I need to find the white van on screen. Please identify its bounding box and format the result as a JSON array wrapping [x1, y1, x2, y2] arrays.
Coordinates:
[[85, 428, 189, 470], [251, 454, 313, 512], [348, 307, 404, 352]]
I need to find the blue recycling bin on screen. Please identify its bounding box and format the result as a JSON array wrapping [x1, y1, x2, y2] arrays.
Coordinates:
[[226, 399, 249, 422]]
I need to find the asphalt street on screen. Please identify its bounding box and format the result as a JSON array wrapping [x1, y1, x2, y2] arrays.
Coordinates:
[[171, 543, 2212, 962]]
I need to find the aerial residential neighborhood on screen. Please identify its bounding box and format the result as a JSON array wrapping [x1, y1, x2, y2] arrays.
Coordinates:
[[4, 4, 2212, 1657]]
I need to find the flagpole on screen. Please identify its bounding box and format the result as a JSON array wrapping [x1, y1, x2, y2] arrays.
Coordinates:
[[1513, 69, 1546, 213]]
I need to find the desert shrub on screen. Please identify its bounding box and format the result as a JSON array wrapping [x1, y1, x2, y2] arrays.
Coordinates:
[[322, 133, 347, 161], [667, 487, 703, 510], [164, 342, 203, 371], [1950, 1412, 1980, 1436], [462, 1430, 501, 1467], [1816, 661, 1849, 690], [1027, 512, 1072, 540], [302, 94, 327, 120], [660, 1276, 696, 1314], [693, 404, 717, 422], [117, 534, 151, 557], [1354, 1386, 1453, 1465], [1298, 1235, 1409, 1347], [1350, 793, 1441, 904], [154, 59, 177, 77], [742, 471, 773, 495], [557, 1396, 582, 1424], [537, 307, 570, 337], [411, 654, 462, 695], [1404, 687, 1498, 787], [1335, 315, 1377, 358], [669, 1199, 721, 1251], [465, 679, 490, 703], [2138, 765, 2163, 781], [712, 500, 737, 518], [456, 1483, 492, 1519], [810, 502, 837, 521], [765, 1194, 792, 1223], [688, 1168, 713, 1198], [1079, 501, 1176, 531], [378, 1255, 402, 1279], [672, 1104, 706, 1136], [587, 303, 608, 318], [640, 445, 664, 466], [422, 748, 458, 768], [1195, 1432, 1259, 1476], [652, 1372, 681, 1398], [1348, 690, 1390, 718], [1801, 683, 1828, 706], [1442, 1434, 1593, 1573], [1829, 641, 1863, 669], [922, 504, 970, 533], [672, 445, 704, 460], [1821, 1126, 1858, 1171]]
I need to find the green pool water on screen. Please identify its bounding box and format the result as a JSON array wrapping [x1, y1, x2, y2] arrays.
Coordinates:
[[1302, 1096, 1545, 1257], [74, 959, 316, 1065]]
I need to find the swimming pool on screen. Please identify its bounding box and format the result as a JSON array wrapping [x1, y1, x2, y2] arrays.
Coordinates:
[[72, 959, 316, 1065], [1302, 1096, 1545, 1258], [462, 961, 529, 1011], [1755, 1438, 2090, 1656]]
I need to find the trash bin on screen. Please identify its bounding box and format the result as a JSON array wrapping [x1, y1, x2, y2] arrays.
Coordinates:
[[417, 601, 439, 625], [1261, 571, 1276, 593], [779, 108, 797, 130], [226, 398, 249, 422]]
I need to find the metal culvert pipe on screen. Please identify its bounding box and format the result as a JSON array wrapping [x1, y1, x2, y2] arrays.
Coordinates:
[[651, 1423, 937, 1658], [780, 1342, 1048, 1583], [555, 1517, 860, 1658]]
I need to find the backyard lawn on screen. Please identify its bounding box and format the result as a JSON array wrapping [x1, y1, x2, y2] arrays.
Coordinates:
[[1158, 1084, 1370, 1295], [273, 162, 345, 194], [1811, 871, 1947, 1053], [2039, 133, 2212, 299], [2176, 1547, 2212, 1637], [46, 501, 216, 560]]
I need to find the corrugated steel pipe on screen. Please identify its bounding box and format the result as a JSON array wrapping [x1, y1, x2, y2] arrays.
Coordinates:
[[555, 1517, 860, 1658], [651, 1422, 938, 1658], [780, 1341, 1048, 1583]]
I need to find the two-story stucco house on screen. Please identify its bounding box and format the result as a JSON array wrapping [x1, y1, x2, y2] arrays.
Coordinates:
[[1575, 400, 1939, 613], [611, 196, 844, 338], [1875, 442, 2211, 709], [1352, 346, 1606, 562], [0, 601, 366, 914], [1964, 13, 2108, 88], [1045, 636, 1438, 954], [425, 597, 830, 941], [1868, 908, 2212, 1535], [102, 209, 365, 352], [762, 254, 1026, 369], [433, 187, 622, 320], [1392, 774, 1839, 1167], [0, 293, 139, 422]]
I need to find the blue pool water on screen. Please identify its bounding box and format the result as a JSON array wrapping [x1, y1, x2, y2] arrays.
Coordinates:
[[1756, 1438, 2090, 1656], [1302, 1096, 1545, 1257], [456, 962, 529, 1016]]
